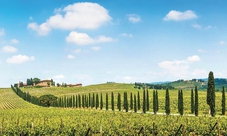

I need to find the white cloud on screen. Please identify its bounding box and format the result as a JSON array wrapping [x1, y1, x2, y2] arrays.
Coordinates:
[[158, 55, 200, 78], [219, 41, 225, 45], [120, 33, 133, 37], [11, 39, 19, 44], [74, 49, 82, 53], [163, 10, 197, 21], [67, 54, 75, 59], [91, 46, 101, 51], [0, 28, 5, 36], [2, 45, 18, 53], [127, 14, 141, 23], [53, 74, 65, 79], [187, 55, 201, 62], [27, 2, 111, 35], [66, 31, 113, 45], [192, 24, 202, 29], [6, 55, 35, 64], [192, 69, 207, 77]]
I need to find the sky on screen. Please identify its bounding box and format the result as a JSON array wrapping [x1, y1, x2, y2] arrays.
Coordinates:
[[0, 0, 227, 87]]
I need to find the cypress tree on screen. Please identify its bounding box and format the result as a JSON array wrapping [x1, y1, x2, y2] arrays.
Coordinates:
[[179, 90, 184, 115], [100, 93, 103, 110], [138, 91, 141, 110], [82, 95, 85, 108], [88, 93, 91, 107], [165, 88, 170, 115], [191, 89, 194, 114], [130, 92, 133, 110], [156, 90, 159, 111], [78, 94, 81, 108], [75, 95, 78, 108], [92, 93, 95, 108], [222, 86, 226, 115], [106, 93, 108, 110], [178, 90, 180, 113], [207, 71, 215, 117], [72, 95, 75, 108], [117, 93, 121, 111], [153, 90, 157, 114], [124, 92, 128, 112], [195, 86, 198, 116], [96, 93, 99, 109], [111, 92, 114, 111], [134, 94, 137, 112], [142, 89, 146, 113], [146, 89, 149, 111]]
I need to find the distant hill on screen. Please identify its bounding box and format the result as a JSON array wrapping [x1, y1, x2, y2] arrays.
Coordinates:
[[163, 78, 227, 90]]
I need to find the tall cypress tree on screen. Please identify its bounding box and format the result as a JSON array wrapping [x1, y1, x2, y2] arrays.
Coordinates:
[[75, 95, 78, 108], [124, 92, 128, 112], [106, 93, 108, 110], [153, 90, 157, 114], [117, 93, 121, 111], [138, 91, 141, 110], [207, 71, 215, 117], [142, 89, 146, 113], [111, 92, 114, 111], [191, 89, 194, 114], [100, 93, 103, 110], [134, 94, 137, 112], [222, 86, 226, 115], [130, 92, 133, 110], [92, 93, 95, 109], [178, 90, 180, 113], [96, 93, 99, 109], [156, 90, 159, 111], [179, 90, 184, 115], [165, 88, 170, 115], [146, 89, 149, 111], [195, 86, 198, 116], [88, 93, 91, 107], [78, 94, 81, 108]]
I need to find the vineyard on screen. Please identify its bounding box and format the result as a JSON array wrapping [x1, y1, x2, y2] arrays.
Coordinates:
[[1, 84, 227, 135]]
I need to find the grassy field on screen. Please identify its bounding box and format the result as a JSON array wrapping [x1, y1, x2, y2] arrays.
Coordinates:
[[1, 83, 227, 135], [19, 83, 225, 115]]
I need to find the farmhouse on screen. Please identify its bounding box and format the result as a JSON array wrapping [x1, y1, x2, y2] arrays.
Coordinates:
[[35, 80, 52, 87], [68, 83, 82, 87]]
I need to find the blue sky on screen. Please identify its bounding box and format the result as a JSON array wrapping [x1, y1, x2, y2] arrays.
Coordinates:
[[0, 0, 227, 87]]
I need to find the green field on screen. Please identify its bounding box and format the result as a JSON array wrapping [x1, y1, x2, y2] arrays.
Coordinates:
[[1, 83, 227, 135]]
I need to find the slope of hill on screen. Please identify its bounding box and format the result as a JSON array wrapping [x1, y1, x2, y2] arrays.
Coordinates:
[[0, 88, 39, 110]]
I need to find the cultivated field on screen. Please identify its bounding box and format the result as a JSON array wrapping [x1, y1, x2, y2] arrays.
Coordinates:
[[0, 83, 227, 135]]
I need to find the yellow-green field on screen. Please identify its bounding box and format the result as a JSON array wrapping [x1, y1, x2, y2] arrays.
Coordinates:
[[0, 83, 227, 135]]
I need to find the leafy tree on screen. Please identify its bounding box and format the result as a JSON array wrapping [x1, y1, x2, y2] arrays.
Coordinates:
[[191, 89, 194, 114], [207, 71, 215, 117], [117, 93, 121, 111], [222, 86, 226, 115], [57, 83, 60, 87], [33, 78, 40, 85], [195, 86, 199, 116], [39, 94, 57, 107], [165, 88, 170, 115], [137, 91, 141, 110], [111, 92, 114, 111]]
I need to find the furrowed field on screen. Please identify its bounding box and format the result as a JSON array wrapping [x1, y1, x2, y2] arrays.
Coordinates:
[[1, 83, 227, 135]]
